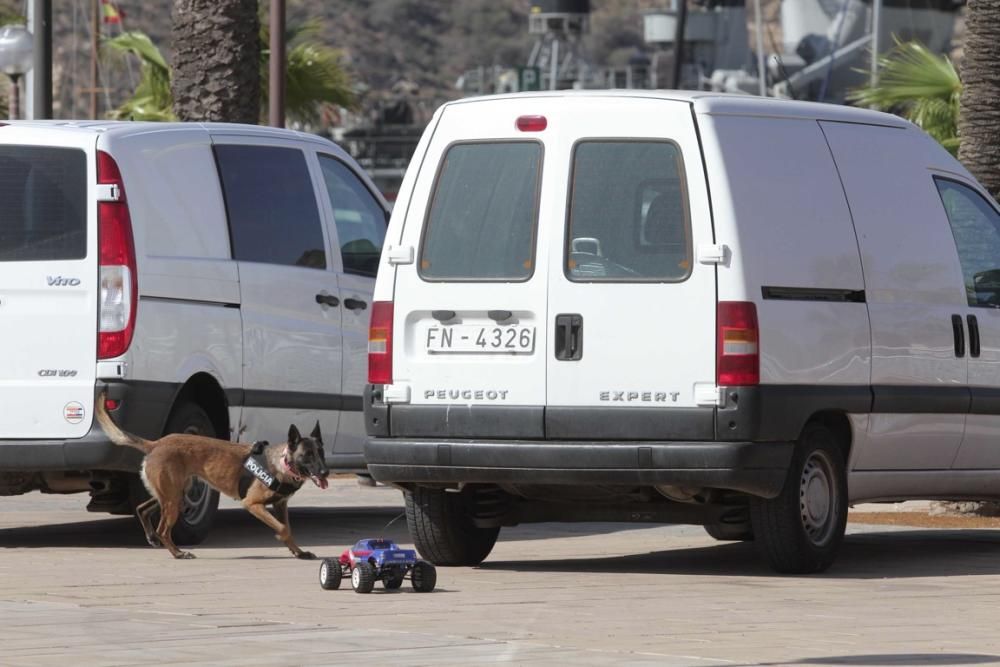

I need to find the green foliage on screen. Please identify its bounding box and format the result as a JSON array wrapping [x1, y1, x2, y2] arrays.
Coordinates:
[[105, 31, 175, 121], [107, 20, 354, 125], [260, 18, 356, 126], [849, 40, 961, 155]]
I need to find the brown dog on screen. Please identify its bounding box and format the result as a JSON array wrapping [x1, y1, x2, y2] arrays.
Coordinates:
[[95, 396, 329, 560]]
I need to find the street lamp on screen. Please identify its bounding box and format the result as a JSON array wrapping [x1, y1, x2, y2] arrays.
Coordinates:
[[0, 25, 34, 120]]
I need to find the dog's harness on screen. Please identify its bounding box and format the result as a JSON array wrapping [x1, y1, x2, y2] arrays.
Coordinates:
[[238, 441, 303, 499]]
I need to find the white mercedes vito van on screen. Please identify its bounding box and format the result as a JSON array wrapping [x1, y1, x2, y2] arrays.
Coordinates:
[[0, 121, 387, 542], [364, 91, 1000, 573]]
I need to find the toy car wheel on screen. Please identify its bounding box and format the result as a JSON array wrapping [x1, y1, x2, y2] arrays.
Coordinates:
[[411, 560, 437, 593], [319, 558, 342, 590], [383, 568, 405, 590], [351, 561, 375, 594]]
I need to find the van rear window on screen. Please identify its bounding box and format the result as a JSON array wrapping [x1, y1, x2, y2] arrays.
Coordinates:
[[566, 141, 691, 282], [419, 141, 541, 281], [0, 146, 87, 262]]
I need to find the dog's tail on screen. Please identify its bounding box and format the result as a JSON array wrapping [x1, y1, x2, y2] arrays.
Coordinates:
[[95, 393, 152, 453]]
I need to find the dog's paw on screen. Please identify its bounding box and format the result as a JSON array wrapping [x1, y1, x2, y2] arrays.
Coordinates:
[[145, 535, 162, 548], [295, 551, 317, 560], [175, 551, 197, 560]]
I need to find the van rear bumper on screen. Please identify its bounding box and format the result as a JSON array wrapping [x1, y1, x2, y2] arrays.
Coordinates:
[[365, 439, 794, 499], [0, 425, 141, 471], [0, 380, 173, 472]]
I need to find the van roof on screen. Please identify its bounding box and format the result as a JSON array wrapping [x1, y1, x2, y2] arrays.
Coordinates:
[[443, 90, 910, 129], [1, 120, 337, 146]]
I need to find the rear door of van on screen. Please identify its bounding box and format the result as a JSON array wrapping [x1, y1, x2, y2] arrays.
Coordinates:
[[545, 98, 718, 437], [388, 98, 550, 437], [0, 127, 99, 438]]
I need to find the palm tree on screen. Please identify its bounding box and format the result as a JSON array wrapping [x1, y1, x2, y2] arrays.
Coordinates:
[[848, 40, 961, 156], [107, 22, 354, 127], [958, 0, 1000, 200], [171, 0, 260, 123]]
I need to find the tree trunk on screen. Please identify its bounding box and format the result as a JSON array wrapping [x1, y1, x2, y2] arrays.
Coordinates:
[[958, 0, 1000, 200], [171, 0, 260, 123]]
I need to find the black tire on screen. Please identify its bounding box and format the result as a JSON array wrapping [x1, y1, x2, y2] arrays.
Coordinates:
[[404, 487, 500, 566], [130, 402, 221, 546], [382, 568, 404, 590], [319, 559, 342, 590], [704, 521, 754, 542], [351, 562, 375, 594], [411, 561, 437, 593], [750, 423, 848, 574]]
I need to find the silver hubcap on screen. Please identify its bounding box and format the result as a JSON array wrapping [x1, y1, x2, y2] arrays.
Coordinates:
[[799, 450, 837, 546], [320, 562, 329, 583], [352, 566, 361, 588]]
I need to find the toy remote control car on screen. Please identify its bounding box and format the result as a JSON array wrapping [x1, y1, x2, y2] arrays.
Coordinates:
[[319, 538, 436, 593]]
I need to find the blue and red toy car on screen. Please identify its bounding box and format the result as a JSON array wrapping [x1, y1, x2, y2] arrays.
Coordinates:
[[318, 538, 437, 593]]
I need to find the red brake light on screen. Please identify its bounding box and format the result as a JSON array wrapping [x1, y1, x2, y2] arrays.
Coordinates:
[[368, 301, 394, 385], [717, 301, 759, 386], [97, 150, 138, 360], [516, 115, 547, 132]]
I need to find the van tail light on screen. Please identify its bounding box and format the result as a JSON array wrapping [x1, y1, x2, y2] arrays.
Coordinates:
[[368, 301, 394, 385], [97, 150, 138, 359], [717, 301, 759, 386]]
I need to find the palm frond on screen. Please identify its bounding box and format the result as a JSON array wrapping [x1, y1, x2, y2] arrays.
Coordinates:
[[848, 40, 960, 154], [283, 43, 355, 124], [105, 31, 174, 121], [259, 15, 356, 126]]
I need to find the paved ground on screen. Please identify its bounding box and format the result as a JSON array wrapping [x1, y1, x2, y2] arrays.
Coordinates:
[[3, 482, 1000, 666]]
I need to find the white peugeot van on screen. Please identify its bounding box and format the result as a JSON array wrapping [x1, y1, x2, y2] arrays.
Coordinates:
[[364, 91, 1000, 573], [0, 121, 387, 542]]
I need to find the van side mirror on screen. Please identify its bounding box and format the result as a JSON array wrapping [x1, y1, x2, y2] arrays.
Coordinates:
[[973, 269, 1000, 306]]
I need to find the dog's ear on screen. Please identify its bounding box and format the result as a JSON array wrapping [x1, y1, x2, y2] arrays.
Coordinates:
[[311, 420, 322, 442], [287, 424, 301, 450]]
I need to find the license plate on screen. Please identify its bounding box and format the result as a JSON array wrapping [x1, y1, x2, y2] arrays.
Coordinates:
[[426, 325, 536, 354]]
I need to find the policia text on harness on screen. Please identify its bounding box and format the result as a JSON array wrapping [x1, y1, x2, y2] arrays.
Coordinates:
[[238, 441, 302, 499]]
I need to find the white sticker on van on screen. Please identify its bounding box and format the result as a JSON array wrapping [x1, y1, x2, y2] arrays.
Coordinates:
[[64, 402, 85, 424]]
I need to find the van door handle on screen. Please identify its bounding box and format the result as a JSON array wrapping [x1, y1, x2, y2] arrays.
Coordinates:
[[952, 314, 965, 358], [344, 298, 368, 311], [554, 314, 583, 361], [968, 314, 981, 358], [315, 293, 340, 307]]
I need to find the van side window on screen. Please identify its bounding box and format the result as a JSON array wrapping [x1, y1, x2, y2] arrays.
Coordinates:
[[419, 141, 541, 281], [0, 146, 87, 262], [936, 178, 1000, 308], [566, 141, 690, 282], [318, 155, 386, 278], [214, 145, 326, 269]]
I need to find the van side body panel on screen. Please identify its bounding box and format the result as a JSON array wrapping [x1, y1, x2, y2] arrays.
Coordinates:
[[820, 121, 969, 472], [697, 112, 871, 387]]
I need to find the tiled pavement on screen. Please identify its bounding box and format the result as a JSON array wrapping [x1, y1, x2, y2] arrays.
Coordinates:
[[2, 482, 1000, 666]]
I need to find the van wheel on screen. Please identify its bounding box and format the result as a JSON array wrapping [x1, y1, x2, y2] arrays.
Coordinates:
[[704, 521, 754, 542], [750, 423, 847, 574], [404, 487, 500, 566], [130, 402, 220, 546]]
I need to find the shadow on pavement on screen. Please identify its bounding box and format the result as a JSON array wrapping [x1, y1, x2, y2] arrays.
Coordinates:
[[0, 506, 408, 551], [481, 529, 1000, 579], [732, 654, 1000, 666]]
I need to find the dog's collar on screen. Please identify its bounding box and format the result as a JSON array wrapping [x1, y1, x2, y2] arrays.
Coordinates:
[[281, 450, 307, 482]]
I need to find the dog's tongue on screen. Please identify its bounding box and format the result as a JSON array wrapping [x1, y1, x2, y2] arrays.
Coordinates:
[[313, 475, 329, 490]]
